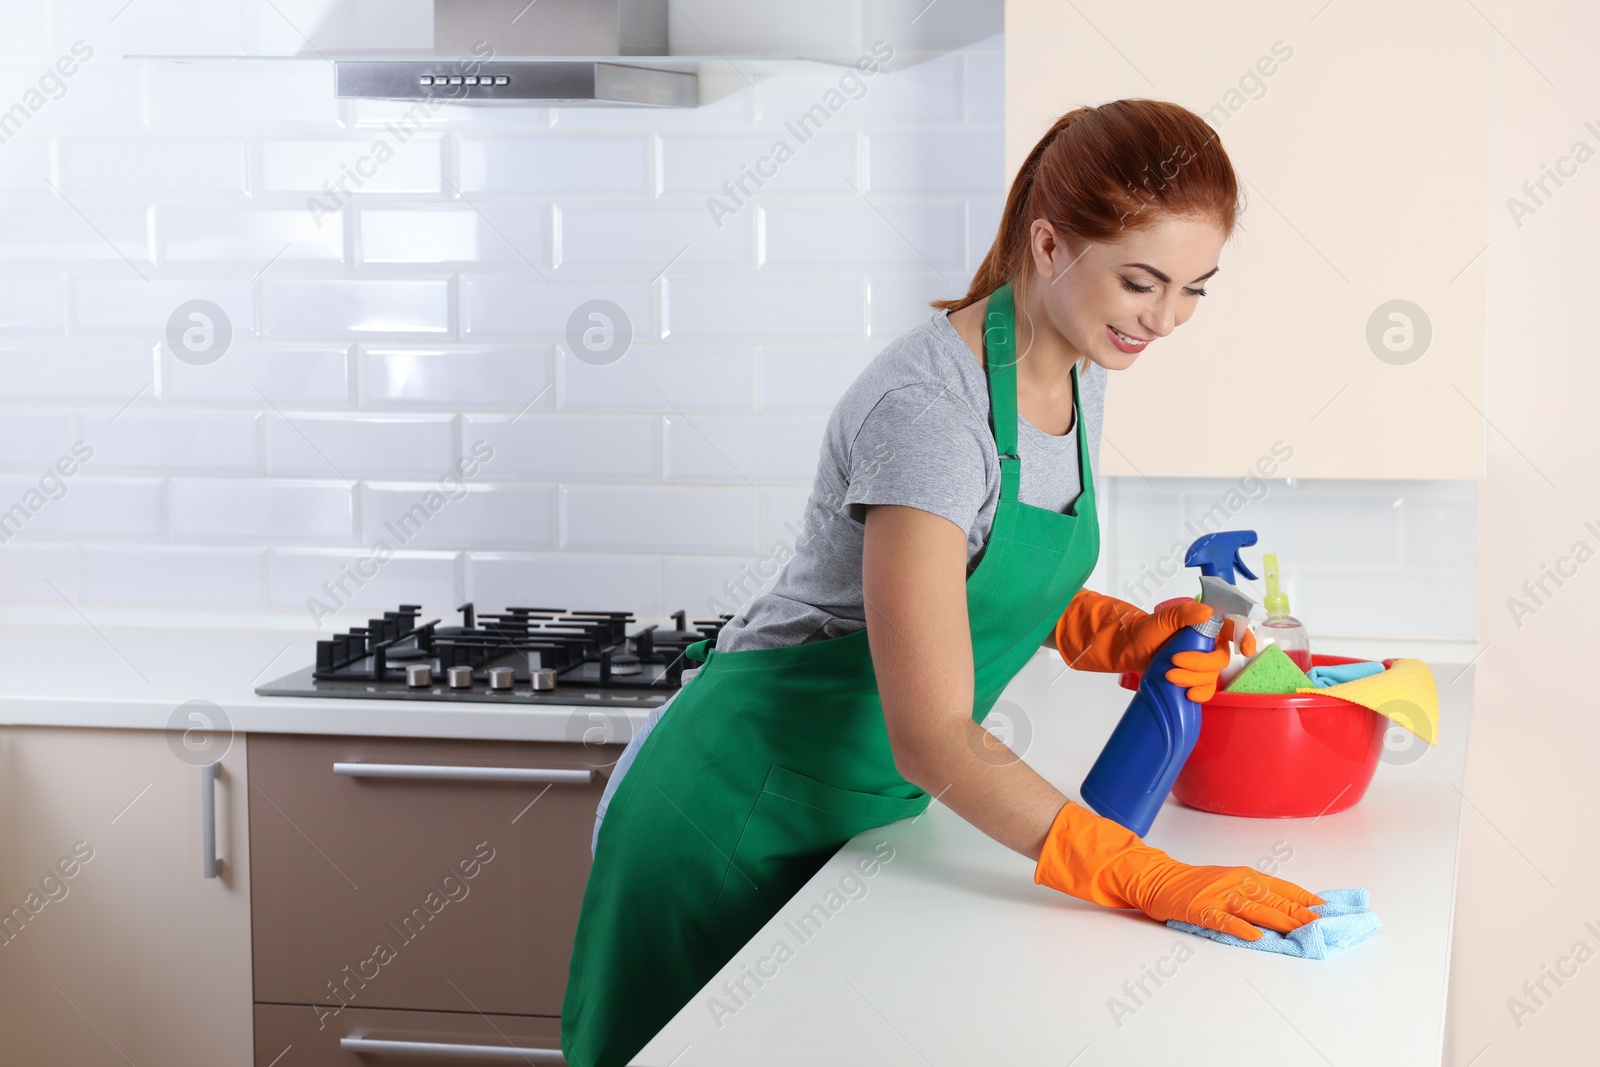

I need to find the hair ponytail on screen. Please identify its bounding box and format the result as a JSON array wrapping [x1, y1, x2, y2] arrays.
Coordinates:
[[933, 99, 1242, 313]]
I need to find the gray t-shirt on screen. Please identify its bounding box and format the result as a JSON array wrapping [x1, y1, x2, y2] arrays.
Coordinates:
[[715, 309, 1105, 652]]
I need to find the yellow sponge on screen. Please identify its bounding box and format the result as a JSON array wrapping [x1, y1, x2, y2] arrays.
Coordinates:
[[1223, 644, 1315, 694]]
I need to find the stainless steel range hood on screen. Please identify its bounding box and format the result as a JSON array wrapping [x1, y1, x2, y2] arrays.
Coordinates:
[[335, 0, 696, 107]]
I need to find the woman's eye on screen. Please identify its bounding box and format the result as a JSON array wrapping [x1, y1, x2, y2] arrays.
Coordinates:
[[1120, 279, 1153, 295], [1185, 287, 1208, 297]]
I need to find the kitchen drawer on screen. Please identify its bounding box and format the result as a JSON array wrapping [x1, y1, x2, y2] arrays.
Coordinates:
[[249, 733, 621, 1018], [255, 1003, 564, 1065]]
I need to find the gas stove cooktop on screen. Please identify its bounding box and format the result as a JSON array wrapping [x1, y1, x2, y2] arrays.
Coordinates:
[[256, 603, 732, 708]]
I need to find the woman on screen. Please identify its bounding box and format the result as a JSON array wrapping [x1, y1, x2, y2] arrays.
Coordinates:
[[562, 99, 1325, 1067]]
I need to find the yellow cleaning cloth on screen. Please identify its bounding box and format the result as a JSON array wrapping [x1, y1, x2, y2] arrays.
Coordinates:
[[1296, 658, 1438, 746]]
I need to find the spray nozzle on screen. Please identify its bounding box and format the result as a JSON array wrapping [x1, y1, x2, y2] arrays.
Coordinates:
[[1184, 530, 1259, 586], [1262, 552, 1291, 617]]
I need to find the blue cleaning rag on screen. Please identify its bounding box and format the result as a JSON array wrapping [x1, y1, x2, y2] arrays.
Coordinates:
[[1167, 888, 1381, 959], [1307, 661, 1386, 688]]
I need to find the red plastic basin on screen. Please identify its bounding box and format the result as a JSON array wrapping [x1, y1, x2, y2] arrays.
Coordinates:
[[1116, 654, 1389, 818]]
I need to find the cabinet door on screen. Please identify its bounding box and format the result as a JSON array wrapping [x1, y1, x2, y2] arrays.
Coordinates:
[[0, 726, 253, 1066], [1006, 0, 1490, 478], [249, 733, 619, 1021]]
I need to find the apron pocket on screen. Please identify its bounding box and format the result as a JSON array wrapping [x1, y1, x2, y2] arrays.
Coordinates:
[[703, 764, 925, 944]]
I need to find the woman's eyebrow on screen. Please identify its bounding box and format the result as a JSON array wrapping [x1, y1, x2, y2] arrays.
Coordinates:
[[1123, 262, 1221, 284]]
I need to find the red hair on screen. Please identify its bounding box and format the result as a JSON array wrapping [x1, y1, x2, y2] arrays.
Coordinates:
[[933, 99, 1242, 312]]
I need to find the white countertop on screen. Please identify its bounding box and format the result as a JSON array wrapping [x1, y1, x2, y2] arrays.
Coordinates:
[[0, 613, 658, 742], [636, 656, 1472, 1066]]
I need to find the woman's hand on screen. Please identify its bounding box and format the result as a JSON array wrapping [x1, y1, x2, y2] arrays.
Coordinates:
[[1052, 590, 1255, 701], [1033, 800, 1325, 940]]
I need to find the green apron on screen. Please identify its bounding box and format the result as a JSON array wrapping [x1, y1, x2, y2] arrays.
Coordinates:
[[561, 283, 1100, 1067]]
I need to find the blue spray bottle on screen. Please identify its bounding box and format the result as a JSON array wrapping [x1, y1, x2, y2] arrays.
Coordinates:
[[1079, 530, 1260, 837], [1079, 613, 1223, 837]]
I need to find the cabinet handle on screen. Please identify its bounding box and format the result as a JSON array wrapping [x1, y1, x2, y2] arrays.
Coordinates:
[[338, 1036, 565, 1062], [201, 761, 221, 879], [332, 762, 594, 784]]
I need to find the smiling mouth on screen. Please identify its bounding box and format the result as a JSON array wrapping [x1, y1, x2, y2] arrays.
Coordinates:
[[1107, 324, 1150, 351]]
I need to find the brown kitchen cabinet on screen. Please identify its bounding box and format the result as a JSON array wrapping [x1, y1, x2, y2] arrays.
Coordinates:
[[248, 733, 621, 1058], [255, 1003, 565, 1065], [0, 726, 253, 1066]]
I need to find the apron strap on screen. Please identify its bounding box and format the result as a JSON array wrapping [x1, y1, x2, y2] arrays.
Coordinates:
[[982, 283, 1022, 503], [685, 639, 712, 664]]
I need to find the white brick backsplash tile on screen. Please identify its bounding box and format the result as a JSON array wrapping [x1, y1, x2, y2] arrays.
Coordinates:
[[664, 553, 768, 617], [966, 197, 1003, 269], [867, 130, 1003, 195], [81, 545, 267, 607], [72, 277, 254, 336], [962, 48, 1004, 124], [169, 479, 354, 543], [362, 482, 558, 550], [0, 342, 152, 401], [562, 484, 759, 553], [666, 2, 861, 57], [464, 414, 659, 482], [458, 135, 651, 196], [359, 206, 549, 266], [1106, 484, 1189, 568], [349, 98, 551, 132], [1406, 497, 1478, 570], [0, 137, 51, 192], [555, 202, 751, 270], [56, 0, 247, 56], [760, 202, 964, 270], [466, 552, 663, 615], [266, 413, 456, 478], [867, 274, 952, 339], [0, 2, 53, 58], [82, 409, 260, 474], [260, 137, 445, 194], [0, 476, 163, 541], [664, 275, 863, 342], [759, 486, 811, 548], [0, 206, 150, 263], [148, 60, 342, 128], [269, 548, 464, 615], [359, 346, 553, 411], [462, 275, 656, 341], [660, 132, 857, 198], [0, 542, 77, 601], [0, 407, 76, 468], [261, 277, 451, 337], [61, 137, 247, 195], [160, 206, 345, 263], [162, 344, 350, 406], [1298, 570, 1476, 641], [0, 276, 65, 332], [37, 65, 144, 128], [758, 345, 873, 412], [1182, 489, 1401, 568], [560, 345, 756, 413], [664, 415, 825, 485], [755, 55, 965, 128]]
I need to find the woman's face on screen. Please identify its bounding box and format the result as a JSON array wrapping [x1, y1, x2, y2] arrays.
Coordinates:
[[1026, 213, 1228, 372]]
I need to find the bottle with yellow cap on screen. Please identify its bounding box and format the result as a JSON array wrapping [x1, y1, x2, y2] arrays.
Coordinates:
[[1257, 552, 1312, 671]]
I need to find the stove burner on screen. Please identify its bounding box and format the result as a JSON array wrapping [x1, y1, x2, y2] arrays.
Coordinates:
[[257, 603, 733, 706]]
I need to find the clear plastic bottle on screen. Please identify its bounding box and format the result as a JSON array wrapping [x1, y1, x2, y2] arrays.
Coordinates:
[[1258, 552, 1312, 671]]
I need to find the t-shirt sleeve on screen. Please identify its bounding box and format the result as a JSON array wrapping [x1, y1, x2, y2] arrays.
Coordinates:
[[841, 382, 992, 530]]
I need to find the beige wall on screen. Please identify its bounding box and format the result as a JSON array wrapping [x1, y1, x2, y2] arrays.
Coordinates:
[[1449, 2, 1600, 1062]]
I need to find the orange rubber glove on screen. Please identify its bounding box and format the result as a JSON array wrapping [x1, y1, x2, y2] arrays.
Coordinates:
[[1034, 800, 1325, 940], [1053, 589, 1256, 702]]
